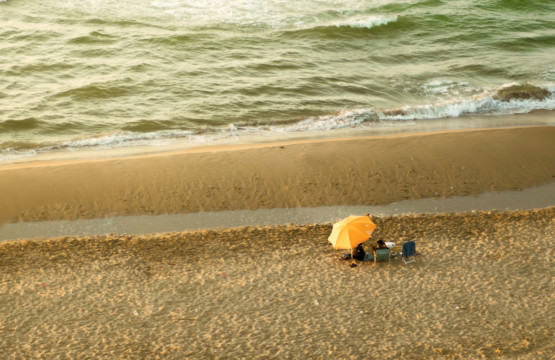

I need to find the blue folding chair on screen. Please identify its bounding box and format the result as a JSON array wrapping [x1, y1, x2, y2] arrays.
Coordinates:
[[401, 241, 416, 265]]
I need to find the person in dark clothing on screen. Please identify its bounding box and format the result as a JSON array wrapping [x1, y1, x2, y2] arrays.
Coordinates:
[[352, 243, 366, 261]]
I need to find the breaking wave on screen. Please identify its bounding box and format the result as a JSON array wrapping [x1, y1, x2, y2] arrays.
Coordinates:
[[1, 83, 552, 163], [328, 15, 398, 29], [272, 83, 554, 132]]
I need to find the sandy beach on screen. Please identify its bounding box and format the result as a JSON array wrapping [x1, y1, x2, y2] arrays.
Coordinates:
[[0, 208, 553, 359], [3, 0, 554, 356], [1, 126, 554, 359]]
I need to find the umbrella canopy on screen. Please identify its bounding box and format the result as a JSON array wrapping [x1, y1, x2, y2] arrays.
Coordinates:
[[328, 215, 377, 250]]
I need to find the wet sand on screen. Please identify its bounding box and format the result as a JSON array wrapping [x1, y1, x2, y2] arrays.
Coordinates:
[[0, 208, 553, 359], [1, 126, 555, 224]]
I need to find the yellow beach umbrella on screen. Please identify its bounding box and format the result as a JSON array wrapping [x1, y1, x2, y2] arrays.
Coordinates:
[[328, 215, 377, 250]]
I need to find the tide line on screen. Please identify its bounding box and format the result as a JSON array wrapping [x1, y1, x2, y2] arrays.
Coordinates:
[[1, 182, 554, 242]]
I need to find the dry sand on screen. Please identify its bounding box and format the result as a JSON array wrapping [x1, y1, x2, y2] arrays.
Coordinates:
[[1, 126, 555, 223], [0, 208, 553, 359]]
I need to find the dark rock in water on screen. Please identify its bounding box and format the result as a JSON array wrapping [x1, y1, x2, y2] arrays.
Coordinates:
[[494, 84, 550, 102]]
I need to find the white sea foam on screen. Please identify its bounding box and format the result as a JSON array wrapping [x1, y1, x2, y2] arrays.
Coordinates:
[[272, 86, 552, 132], [147, 1, 396, 30], [332, 15, 398, 29], [378, 95, 554, 122], [271, 109, 373, 133], [147, 1, 324, 27], [422, 79, 471, 96], [57, 129, 197, 150], [32, 0, 397, 31], [0, 149, 38, 163]]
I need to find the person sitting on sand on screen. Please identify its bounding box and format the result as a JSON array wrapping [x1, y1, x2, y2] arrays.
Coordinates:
[[372, 239, 388, 256], [376, 239, 388, 249], [352, 243, 366, 261]]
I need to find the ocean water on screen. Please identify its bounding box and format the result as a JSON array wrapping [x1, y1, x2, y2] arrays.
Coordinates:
[[1, 0, 554, 162]]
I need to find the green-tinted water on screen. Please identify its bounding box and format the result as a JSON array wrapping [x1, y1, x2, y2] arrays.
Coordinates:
[[1, 0, 554, 161]]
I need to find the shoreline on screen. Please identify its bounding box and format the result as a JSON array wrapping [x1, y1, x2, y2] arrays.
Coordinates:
[[2, 110, 554, 167], [2, 125, 555, 224]]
